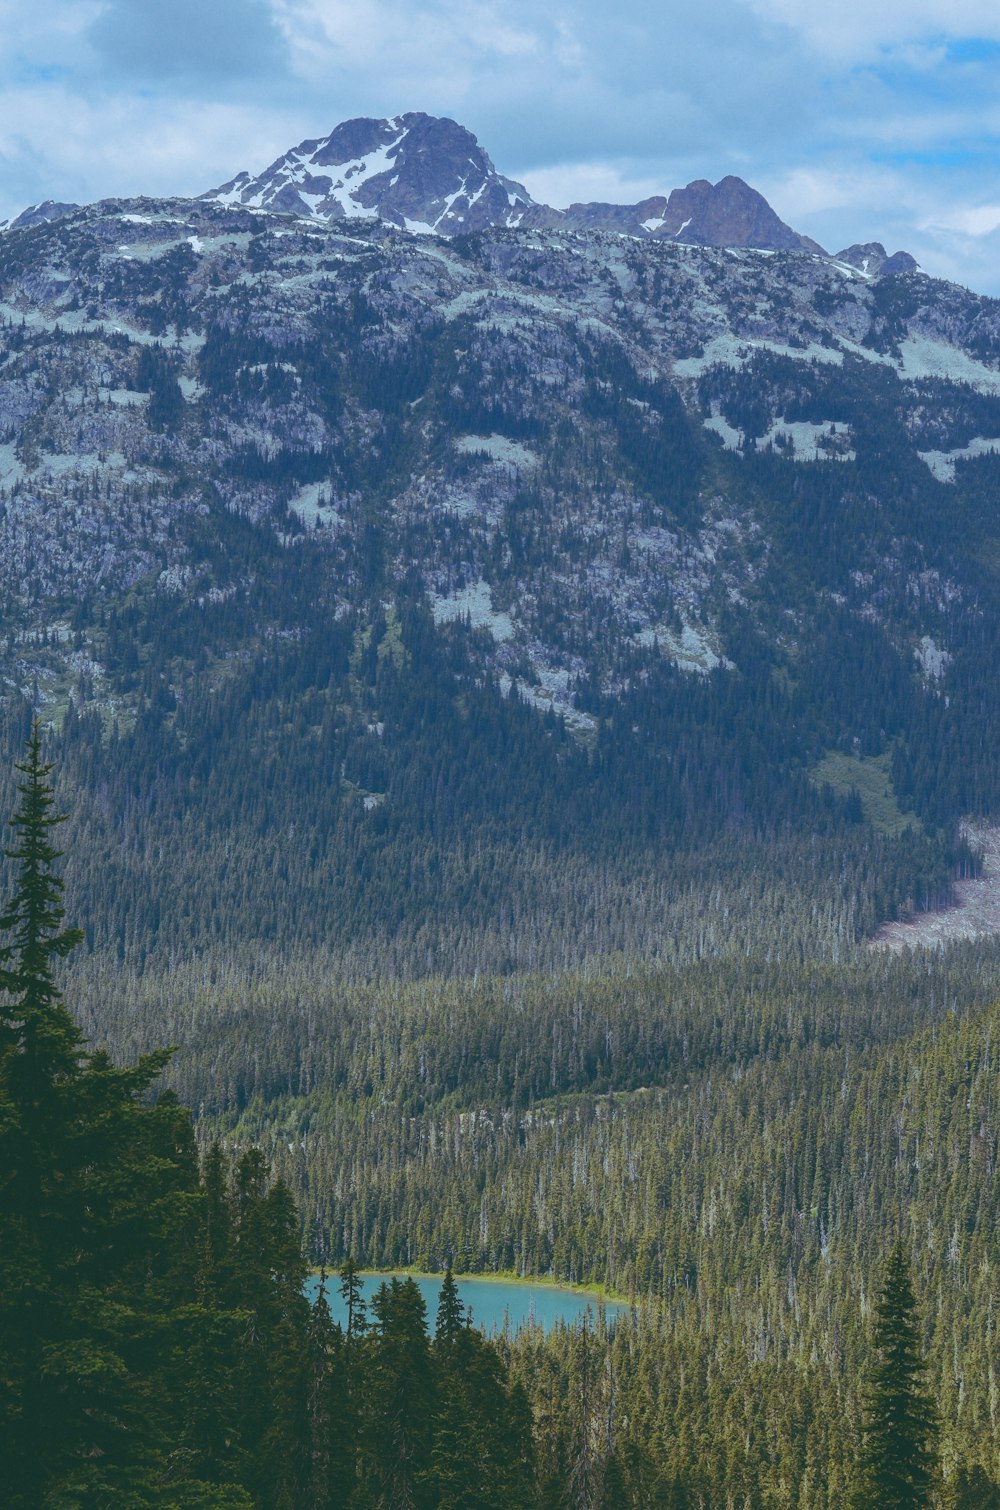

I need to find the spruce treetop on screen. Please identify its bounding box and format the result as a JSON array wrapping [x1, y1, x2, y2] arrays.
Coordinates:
[[856, 1242, 939, 1510], [0, 721, 84, 1090]]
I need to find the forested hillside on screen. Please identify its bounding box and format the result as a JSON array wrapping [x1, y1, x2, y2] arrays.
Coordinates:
[[3, 734, 1000, 1506], [1, 197, 1000, 978], [8, 157, 1000, 1505]]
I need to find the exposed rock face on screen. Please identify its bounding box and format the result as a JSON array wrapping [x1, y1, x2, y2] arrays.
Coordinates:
[[836, 242, 920, 277], [0, 187, 989, 729], [7, 200, 80, 230], [541, 176, 825, 253], [203, 112, 536, 234], [202, 114, 829, 254]]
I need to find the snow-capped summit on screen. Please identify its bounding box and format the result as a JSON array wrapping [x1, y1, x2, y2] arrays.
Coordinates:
[[202, 113, 536, 235], [202, 114, 822, 252], [201, 111, 919, 268]]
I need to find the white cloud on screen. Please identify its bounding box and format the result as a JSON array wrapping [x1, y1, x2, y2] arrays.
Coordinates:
[[88, 0, 288, 82], [920, 203, 1000, 238], [0, 85, 307, 212], [272, 0, 544, 84], [754, 156, 1000, 292], [744, 0, 1000, 62], [757, 166, 889, 219], [518, 160, 673, 209], [0, 0, 99, 91]]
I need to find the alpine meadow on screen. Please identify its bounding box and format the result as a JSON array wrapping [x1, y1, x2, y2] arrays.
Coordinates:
[[6, 108, 1000, 1506]]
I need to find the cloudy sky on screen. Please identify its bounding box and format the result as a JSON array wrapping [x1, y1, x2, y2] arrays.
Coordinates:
[[4, 0, 1000, 291]]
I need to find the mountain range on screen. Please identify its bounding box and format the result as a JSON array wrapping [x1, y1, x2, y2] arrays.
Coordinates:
[[9, 115, 1000, 1510], [0, 111, 993, 976], [202, 112, 917, 269], [10, 111, 916, 269]]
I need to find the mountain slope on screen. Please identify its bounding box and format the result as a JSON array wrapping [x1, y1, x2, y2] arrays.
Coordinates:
[[204, 112, 536, 234], [534, 173, 824, 251], [0, 176, 994, 968], [202, 112, 829, 253]]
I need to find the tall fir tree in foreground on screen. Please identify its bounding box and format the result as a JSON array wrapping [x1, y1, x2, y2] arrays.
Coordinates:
[[854, 1243, 939, 1510], [0, 724, 188, 1502], [0, 728, 540, 1506]]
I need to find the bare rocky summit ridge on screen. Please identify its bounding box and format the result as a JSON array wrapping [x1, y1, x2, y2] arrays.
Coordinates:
[[200, 112, 894, 263], [204, 112, 536, 234], [835, 242, 920, 277], [5, 200, 81, 231], [537, 174, 825, 254]]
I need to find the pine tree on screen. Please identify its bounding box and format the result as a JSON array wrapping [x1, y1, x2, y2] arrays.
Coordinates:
[[341, 1253, 369, 1339], [436, 1265, 465, 1350], [854, 1243, 939, 1509], [0, 725, 176, 1501], [368, 1277, 437, 1510], [0, 721, 86, 1161]]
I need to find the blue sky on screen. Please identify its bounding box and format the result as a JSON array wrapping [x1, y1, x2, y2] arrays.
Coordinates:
[[4, 0, 1000, 292]]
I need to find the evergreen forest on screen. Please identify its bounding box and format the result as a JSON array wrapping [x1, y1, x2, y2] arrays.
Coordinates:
[[9, 194, 1000, 1506], [5, 727, 1000, 1506]]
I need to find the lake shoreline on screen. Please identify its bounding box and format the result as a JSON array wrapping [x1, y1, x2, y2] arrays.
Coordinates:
[[307, 1265, 633, 1309]]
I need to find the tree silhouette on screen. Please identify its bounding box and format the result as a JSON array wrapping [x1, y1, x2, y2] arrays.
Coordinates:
[[0, 724, 177, 1501], [855, 1243, 938, 1509], [0, 721, 85, 1111]]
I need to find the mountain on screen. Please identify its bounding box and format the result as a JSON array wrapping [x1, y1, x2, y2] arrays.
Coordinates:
[[204, 112, 536, 234], [0, 123, 992, 975], [4, 199, 80, 231], [535, 174, 825, 252], [202, 112, 827, 253], [835, 241, 920, 277]]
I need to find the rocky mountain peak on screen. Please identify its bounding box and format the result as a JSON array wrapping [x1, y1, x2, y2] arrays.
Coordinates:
[[538, 174, 825, 252], [202, 111, 536, 234], [5, 199, 80, 231], [660, 174, 826, 253], [835, 241, 920, 277]]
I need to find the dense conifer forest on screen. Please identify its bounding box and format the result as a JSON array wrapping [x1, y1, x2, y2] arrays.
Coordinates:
[[11, 195, 1000, 1504], [4, 730, 1000, 1506]]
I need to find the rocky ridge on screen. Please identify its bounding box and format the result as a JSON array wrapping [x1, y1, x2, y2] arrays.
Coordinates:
[[201, 112, 846, 257], [0, 188, 996, 735], [6, 113, 916, 268], [835, 242, 920, 277]]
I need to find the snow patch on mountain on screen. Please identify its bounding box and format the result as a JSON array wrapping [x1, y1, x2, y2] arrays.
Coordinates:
[[918, 437, 1000, 482], [896, 336, 1000, 393], [454, 434, 538, 469], [763, 420, 855, 461], [703, 413, 743, 449], [915, 636, 950, 680], [287, 483, 343, 530], [511, 664, 597, 732], [673, 333, 844, 379], [704, 412, 854, 461], [633, 621, 727, 674], [431, 580, 514, 641]]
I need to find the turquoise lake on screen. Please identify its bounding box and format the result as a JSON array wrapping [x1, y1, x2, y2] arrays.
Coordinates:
[[305, 1272, 629, 1336]]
